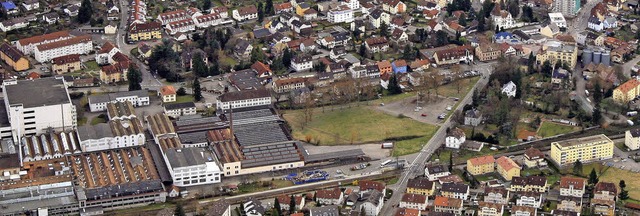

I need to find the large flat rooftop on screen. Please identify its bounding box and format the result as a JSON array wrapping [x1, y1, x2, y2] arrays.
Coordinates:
[[553, 134, 612, 148], [4, 78, 71, 108]]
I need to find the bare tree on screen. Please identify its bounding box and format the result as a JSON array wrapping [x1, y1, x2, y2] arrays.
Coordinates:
[[301, 96, 315, 129]]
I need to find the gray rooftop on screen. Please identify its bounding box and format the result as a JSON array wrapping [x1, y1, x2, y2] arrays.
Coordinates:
[[88, 90, 149, 104], [84, 179, 164, 201], [234, 122, 290, 146], [4, 78, 71, 108], [164, 102, 196, 110], [77, 124, 114, 140], [166, 147, 213, 168], [0, 99, 9, 127], [310, 205, 340, 216]]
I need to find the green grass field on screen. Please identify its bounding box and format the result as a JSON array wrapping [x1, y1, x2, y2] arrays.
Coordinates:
[[437, 76, 480, 99], [283, 106, 438, 156], [537, 121, 578, 138], [90, 116, 107, 125], [175, 95, 194, 103], [581, 163, 640, 200], [83, 61, 99, 72]]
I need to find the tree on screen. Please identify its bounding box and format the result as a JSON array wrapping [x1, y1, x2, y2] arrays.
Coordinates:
[[573, 160, 583, 176], [482, 0, 495, 18], [620, 189, 630, 200], [193, 53, 208, 77], [620, 180, 627, 189], [507, 0, 520, 18], [177, 87, 187, 96], [359, 44, 367, 58], [77, 0, 93, 23], [402, 45, 414, 60], [521, 5, 534, 22], [274, 197, 282, 216], [127, 65, 143, 91], [257, 2, 264, 22], [458, 14, 467, 26], [592, 108, 602, 125], [588, 168, 599, 185], [193, 77, 203, 101], [593, 81, 603, 105], [478, 16, 486, 32], [435, 30, 449, 46], [250, 46, 265, 63], [314, 62, 326, 72], [202, 0, 212, 11], [265, 0, 274, 15], [289, 195, 296, 213], [388, 74, 402, 95], [174, 204, 185, 216], [448, 151, 453, 171], [282, 49, 292, 68], [380, 22, 389, 37], [209, 62, 220, 76]]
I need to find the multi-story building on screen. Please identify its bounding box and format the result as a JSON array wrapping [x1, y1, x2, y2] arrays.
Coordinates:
[[406, 177, 435, 196], [549, 13, 568, 28], [515, 191, 544, 208], [433, 196, 463, 215], [445, 127, 465, 149], [127, 22, 162, 42], [399, 193, 428, 210], [478, 202, 504, 216], [3, 78, 76, 142], [164, 102, 196, 118], [157, 9, 189, 25], [425, 164, 450, 181], [88, 90, 150, 112], [194, 13, 228, 28], [496, 156, 520, 181], [592, 182, 617, 216], [20, 130, 82, 162], [273, 77, 307, 93], [215, 88, 271, 111], [550, 134, 614, 166], [512, 205, 537, 216], [327, 5, 353, 23], [475, 44, 501, 61], [523, 147, 546, 167], [535, 42, 578, 69], [51, 54, 81, 74], [557, 196, 583, 213], [166, 18, 195, 35], [559, 176, 586, 197], [381, 0, 407, 14], [232, 5, 258, 21], [365, 37, 389, 53], [625, 128, 640, 150], [316, 188, 344, 205], [368, 9, 390, 29], [484, 187, 509, 204], [441, 183, 469, 200], [34, 35, 92, 63], [433, 45, 474, 65], [360, 190, 384, 216], [164, 148, 222, 186], [510, 176, 548, 192], [492, 8, 516, 29], [467, 155, 495, 175], [553, 0, 581, 16], [291, 55, 313, 72], [16, 30, 73, 55], [77, 117, 145, 152], [0, 42, 28, 71], [613, 79, 640, 104], [159, 85, 177, 103]]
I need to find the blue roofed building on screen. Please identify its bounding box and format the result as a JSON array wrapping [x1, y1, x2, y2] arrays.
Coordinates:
[[1, 1, 17, 14], [392, 60, 408, 73], [494, 32, 519, 44]]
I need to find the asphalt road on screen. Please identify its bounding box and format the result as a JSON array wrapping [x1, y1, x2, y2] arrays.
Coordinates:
[[378, 62, 494, 215]]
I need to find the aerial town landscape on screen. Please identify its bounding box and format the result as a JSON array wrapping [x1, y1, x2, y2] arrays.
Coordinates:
[[4, 0, 640, 215]]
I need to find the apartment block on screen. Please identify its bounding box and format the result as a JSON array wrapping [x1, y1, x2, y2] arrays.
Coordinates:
[[550, 134, 614, 166]]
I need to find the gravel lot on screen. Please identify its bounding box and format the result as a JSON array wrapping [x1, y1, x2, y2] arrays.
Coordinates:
[[377, 94, 457, 125]]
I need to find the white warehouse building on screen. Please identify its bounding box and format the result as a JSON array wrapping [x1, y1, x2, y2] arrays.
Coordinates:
[[165, 148, 222, 186], [216, 88, 272, 111]]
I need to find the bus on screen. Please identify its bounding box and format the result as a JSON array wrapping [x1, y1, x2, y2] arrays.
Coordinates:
[[380, 160, 392, 167]]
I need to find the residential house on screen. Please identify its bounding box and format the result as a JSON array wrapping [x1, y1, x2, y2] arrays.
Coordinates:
[[536, 42, 578, 68], [303, 8, 318, 20], [164, 102, 196, 118], [559, 176, 586, 197], [552, 68, 571, 85], [512, 205, 537, 216], [309, 206, 340, 216], [603, 16, 617, 29], [392, 60, 407, 74], [42, 13, 60, 24], [433, 196, 463, 215], [291, 20, 313, 35], [478, 202, 505, 216], [274, 2, 293, 14], [232, 5, 258, 21], [365, 37, 389, 53], [251, 61, 272, 78], [368, 9, 390, 29], [625, 128, 640, 150], [21, 0, 39, 11], [445, 127, 465, 149], [549, 12, 567, 28], [0, 17, 27, 32], [394, 208, 420, 216], [588, 16, 604, 31], [0, 42, 29, 71], [277, 195, 305, 211], [359, 180, 386, 196], [464, 109, 483, 126], [484, 187, 509, 204], [417, 0, 440, 10], [327, 5, 353, 23], [295, 2, 310, 16], [510, 175, 548, 192], [127, 22, 162, 42], [1, 1, 16, 14], [523, 147, 546, 168], [475, 44, 501, 61], [159, 85, 177, 103], [64, 5, 79, 16], [360, 190, 384, 216], [273, 77, 306, 93], [515, 191, 544, 208], [381, 0, 407, 14], [591, 182, 617, 216], [390, 28, 408, 44], [501, 81, 517, 97], [441, 183, 470, 200], [406, 177, 435, 196], [316, 188, 344, 206], [166, 19, 196, 35], [424, 164, 450, 181], [99, 62, 129, 84], [233, 40, 253, 59], [557, 196, 583, 213], [614, 79, 640, 103], [540, 23, 561, 38], [492, 6, 516, 29], [243, 198, 266, 216], [496, 156, 520, 181], [291, 55, 312, 72], [399, 193, 427, 210], [157, 9, 189, 25], [52, 54, 80, 74], [433, 45, 473, 65], [467, 155, 495, 175]]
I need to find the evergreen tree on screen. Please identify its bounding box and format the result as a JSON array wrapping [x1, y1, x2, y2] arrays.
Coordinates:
[[588, 168, 599, 185], [314, 62, 326, 72], [402, 45, 414, 60], [388, 74, 402, 94], [573, 160, 583, 176], [127, 64, 143, 91], [359, 43, 367, 58], [177, 87, 187, 96], [593, 81, 603, 105], [435, 30, 449, 46], [257, 2, 264, 22], [77, 0, 93, 23], [620, 189, 630, 200], [209, 62, 220, 76], [478, 16, 486, 32], [193, 53, 208, 77], [507, 0, 520, 18], [620, 180, 627, 189], [265, 0, 274, 15], [202, 0, 212, 11], [174, 204, 185, 216], [274, 197, 282, 216], [458, 14, 467, 26], [289, 195, 296, 213], [193, 77, 203, 101], [592, 108, 602, 125], [448, 152, 453, 171], [250, 47, 265, 63], [282, 49, 292, 68], [380, 22, 389, 37]]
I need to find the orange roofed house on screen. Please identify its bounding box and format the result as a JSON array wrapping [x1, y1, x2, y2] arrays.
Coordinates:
[[159, 85, 177, 103], [467, 155, 495, 175], [613, 79, 640, 104], [496, 156, 521, 181], [433, 196, 464, 215]]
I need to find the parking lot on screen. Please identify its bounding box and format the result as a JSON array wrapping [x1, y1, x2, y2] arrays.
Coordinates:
[[377, 94, 457, 125]]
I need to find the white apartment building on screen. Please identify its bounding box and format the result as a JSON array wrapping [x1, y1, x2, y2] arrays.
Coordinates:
[[553, 0, 581, 17], [166, 19, 196, 35], [273, 77, 306, 93], [16, 30, 73, 55], [232, 5, 258, 21], [548, 13, 567, 28], [76, 118, 146, 152], [344, 0, 360, 9], [194, 13, 228, 28], [625, 128, 640, 150], [165, 148, 222, 186], [291, 55, 313, 72], [157, 9, 189, 25], [164, 102, 197, 118], [95, 42, 121, 65], [328, 5, 354, 23], [3, 78, 76, 142], [88, 90, 150, 112], [216, 88, 272, 111], [515, 192, 543, 208], [34, 35, 93, 63]]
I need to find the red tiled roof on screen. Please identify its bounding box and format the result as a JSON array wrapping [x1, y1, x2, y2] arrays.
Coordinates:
[[18, 30, 70, 46], [468, 155, 495, 166], [359, 180, 385, 192], [496, 156, 519, 171], [316, 188, 342, 200], [36, 35, 92, 52], [434, 196, 462, 208], [52, 54, 80, 65], [401, 193, 427, 204], [160, 85, 176, 96], [559, 176, 586, 189], [615, 79, 640, 94]]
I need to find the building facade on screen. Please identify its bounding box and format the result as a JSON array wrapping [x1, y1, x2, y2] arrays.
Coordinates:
[[550, 134, 614, 166]]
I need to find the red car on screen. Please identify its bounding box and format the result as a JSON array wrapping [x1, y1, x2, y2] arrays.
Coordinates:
[[421, 113, 427, 117]]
